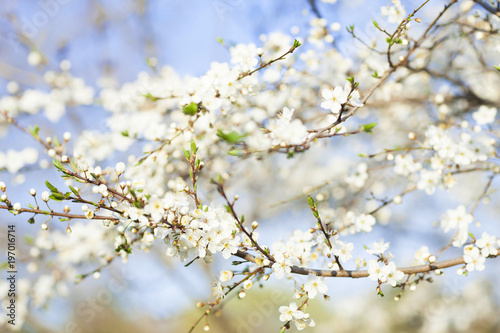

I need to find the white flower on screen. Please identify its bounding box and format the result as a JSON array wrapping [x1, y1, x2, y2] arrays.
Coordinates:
[[368, 260, 386, 282], [473, 106, 497, 125], [475, 232, 498, 256], [272, 252, 292, 279], [440, 205, 473, 233], [41, 191, 50, 202], [212, 282, 225, 300], [394, 154, 422, 177], [354, 214, 376, 233], [321, 86, 348, 114], [413, 246, 431, 265], [381, 0, 406, 23], [85, 210, 94, 219], [345, 163, 368, 188], [268, 109, 308, 146], [348, 87, 364, 107], [383, 262, 404, 286], [243, 280, 253, 290], [303, 273, 328, 299], [27, 51, 43, 66], [145, 196, 165, 222], [78, 160, 89, 172], [464, 247, 486, 271], [115, 162, 126, 175], [13, 202, 21, 211], [279, 302, 305, 322], [417, 169, 441, 195], [219, 270, 234, 282], [230, 43, 258, 72], [366, 239, 390, 255], [294, 316, 316, 330], [331, 239, 354, 262]]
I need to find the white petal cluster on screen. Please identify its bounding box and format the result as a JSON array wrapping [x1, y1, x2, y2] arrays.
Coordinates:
[[279, 302, 316, 330], [368, 260, 404, 286], [440, 205, 474, 247]]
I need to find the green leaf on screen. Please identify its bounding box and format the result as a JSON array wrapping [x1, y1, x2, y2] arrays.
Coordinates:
[[362, 123, 377, 133], [217, 130, 243, 144], [29, 125, 40, 137], [346, 76, 354, 85], [144, 93, 160, 101], [183, 148, 191, 161], [227, 149, 242, 156], [53, 159, 64, 171], [49, 193, 65, 201], [371, 71, 379, 78], [494, 65, 500, 71], [45, 181, 59, 194], [183, 102, 198, 116], [121, 130, 129, 137], [293, 39, 301, 48], [24, 235, 34, 245], [358, 153, 368, 157], [373, 20, 379, 28], [216, 37, 224, 44], [184, 256, 199, 267], [64, 192, 72, 199], [191, 140, 197, 154], [307, 196, 315, 208], [386, 37, 394, 46], [133, 201, 142, 208]]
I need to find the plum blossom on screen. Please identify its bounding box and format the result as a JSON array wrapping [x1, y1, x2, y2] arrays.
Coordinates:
[[464, 247, 486, 272], [475, 232, 498, 257], [321, 86, 348, 114], [473, 106, 497, 125], [303, 273, 328, 299], [331, 239, 354, 262]]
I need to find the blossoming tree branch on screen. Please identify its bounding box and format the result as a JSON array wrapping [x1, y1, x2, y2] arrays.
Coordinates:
[[1, 0, 500, 331]]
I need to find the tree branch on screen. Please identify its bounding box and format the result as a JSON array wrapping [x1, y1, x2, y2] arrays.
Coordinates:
[[234, 250, 498, 278]]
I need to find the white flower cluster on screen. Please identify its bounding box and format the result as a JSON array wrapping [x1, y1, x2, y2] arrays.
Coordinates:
[[0, 147, 38, 173], [462, 232, 499, 272], [381, 0, 407, 23], [440, 205, 474, 247], [368, 261, 404, 287], [321, 82, 363, 114], [0, 68, 94, 122], [144, 189, 241, 262], [268, 107, 308, 146], [279, 302, 316, 330], [394, 123, 495, 195]]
